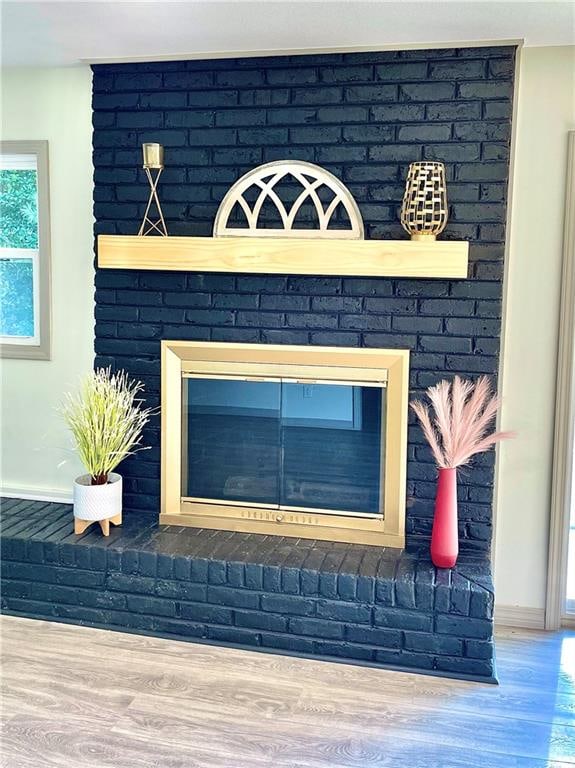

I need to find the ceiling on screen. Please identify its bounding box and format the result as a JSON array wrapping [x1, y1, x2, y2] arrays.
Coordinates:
[[1, 1, 574, 68]]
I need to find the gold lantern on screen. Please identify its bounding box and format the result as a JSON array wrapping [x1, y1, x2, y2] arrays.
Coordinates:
[[138, 143, 168, 236], [400, 161, 448, 241]]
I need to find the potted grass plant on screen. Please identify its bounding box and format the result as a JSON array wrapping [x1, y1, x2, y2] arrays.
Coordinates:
[[61, 368, 154, 536], [411, 376, 513, 569]]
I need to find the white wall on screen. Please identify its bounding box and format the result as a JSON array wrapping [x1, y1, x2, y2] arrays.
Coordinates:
[[495, 46, 575, 614], [0, 67, 94, 499]]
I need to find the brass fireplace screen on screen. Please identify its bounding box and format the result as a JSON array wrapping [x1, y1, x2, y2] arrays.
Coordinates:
[[161, 342, 409, 547]]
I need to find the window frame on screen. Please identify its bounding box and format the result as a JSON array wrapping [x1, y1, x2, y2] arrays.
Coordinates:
[[0, 140, 51, 360], [546, 131, 575, 629]]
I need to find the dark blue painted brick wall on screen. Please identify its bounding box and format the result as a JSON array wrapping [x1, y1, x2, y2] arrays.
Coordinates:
[[92, 46, 516, 553]]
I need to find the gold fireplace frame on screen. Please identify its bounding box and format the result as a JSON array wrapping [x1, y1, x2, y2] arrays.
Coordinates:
[[161, 341, 409, 547]]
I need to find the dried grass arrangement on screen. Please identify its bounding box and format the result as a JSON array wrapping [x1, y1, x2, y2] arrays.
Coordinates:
[[411, 375, 513, 469], [61, 368, 154, 486]]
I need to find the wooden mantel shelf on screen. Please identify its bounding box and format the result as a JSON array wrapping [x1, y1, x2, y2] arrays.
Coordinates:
[[97, 235, 469, 279]]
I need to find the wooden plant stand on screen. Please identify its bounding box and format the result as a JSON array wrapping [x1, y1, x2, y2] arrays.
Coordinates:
[[74, 513, 122, 537]]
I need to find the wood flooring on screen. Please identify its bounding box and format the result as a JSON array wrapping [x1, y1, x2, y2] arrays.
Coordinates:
[[0, 615, 573, 768]]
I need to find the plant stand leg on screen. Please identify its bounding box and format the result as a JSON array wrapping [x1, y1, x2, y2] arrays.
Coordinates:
[[74, 512, 122, 537], [99, 512, 122, 537], [74, 518, 93, 535]]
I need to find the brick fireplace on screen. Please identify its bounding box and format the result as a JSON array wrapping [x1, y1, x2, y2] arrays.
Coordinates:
[[93, 45, 514, 555], [0, 44, 517, 681]]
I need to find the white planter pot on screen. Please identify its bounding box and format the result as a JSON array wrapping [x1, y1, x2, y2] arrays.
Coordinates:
[[73, 472, 122, 521]]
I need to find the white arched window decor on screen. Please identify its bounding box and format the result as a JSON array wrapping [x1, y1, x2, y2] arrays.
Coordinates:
[[213, 160, 364, 240]]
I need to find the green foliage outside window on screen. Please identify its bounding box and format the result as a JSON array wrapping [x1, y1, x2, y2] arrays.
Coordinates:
[[0, 168, 38, 337], [0, 260, 34, 337], [0, 169, 39, 248]]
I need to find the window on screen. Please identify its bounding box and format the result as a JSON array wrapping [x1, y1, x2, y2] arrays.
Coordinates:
[[0, 141, 51, 359]]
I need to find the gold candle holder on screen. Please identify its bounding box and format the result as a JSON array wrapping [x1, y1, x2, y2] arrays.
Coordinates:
[[142, 143, 163, 169], [138, 143, 168, 236], [400, 161, 448, 241]]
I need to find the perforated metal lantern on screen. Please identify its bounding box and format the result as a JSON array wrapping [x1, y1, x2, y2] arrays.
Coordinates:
[[400, 162, 448, 241]]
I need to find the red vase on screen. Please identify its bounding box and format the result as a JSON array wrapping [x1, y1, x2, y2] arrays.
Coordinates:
[[431, 467, 458, 569]]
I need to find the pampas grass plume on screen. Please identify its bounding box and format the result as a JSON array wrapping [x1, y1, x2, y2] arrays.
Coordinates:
[[410, 375, 513, 469]]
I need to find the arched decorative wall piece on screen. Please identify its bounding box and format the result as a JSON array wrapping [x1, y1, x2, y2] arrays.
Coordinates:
[[213, 160, 364, 239]]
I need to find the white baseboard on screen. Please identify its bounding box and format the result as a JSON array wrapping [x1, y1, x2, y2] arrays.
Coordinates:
[[0, 487, 72, 504], [495, 605, 546, 630]]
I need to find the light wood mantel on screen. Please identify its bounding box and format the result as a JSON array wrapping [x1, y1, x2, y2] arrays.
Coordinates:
[[97, 234, 469, 279]]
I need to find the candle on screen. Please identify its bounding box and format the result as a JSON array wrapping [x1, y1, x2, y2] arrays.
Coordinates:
[[142, 143, 164, 169]]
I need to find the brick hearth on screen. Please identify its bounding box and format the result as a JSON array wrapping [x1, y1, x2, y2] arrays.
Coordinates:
[[1, 499, 496, 682]]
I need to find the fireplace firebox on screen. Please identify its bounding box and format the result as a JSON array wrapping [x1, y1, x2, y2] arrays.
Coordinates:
[[161, 342, 409, 546]]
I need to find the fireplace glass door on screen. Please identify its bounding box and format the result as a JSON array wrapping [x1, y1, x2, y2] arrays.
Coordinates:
[[182, 376, 385, 517]]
